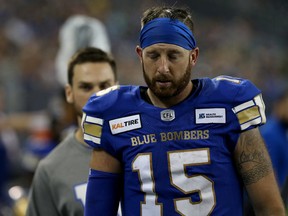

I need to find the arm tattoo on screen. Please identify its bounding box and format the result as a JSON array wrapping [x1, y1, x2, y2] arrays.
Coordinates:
[[236, 129, 273, 185]]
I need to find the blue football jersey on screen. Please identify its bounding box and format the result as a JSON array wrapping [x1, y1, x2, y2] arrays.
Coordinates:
[[82, 76, 266, 216]]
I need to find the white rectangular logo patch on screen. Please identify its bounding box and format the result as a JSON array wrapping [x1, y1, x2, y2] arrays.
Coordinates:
[[109, 114, 141, 135], [195, 108, 226, 124]]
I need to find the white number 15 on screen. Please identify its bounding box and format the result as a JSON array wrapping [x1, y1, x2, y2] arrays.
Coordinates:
[[132, 148, 216, 216]]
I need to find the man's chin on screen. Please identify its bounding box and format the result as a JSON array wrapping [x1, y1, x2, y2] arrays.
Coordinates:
[[153, 89, 175, 99]]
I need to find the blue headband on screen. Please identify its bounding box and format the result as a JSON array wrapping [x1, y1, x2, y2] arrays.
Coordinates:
[[139, 18, 196, 50]]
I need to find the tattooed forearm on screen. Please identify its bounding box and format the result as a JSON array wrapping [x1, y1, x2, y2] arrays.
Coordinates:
[[235, 128, 273, 185], [240, 159, 272, 185]]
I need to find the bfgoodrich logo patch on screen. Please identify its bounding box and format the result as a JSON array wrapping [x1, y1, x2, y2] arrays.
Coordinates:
[[109, 114, 141, 134], [195, 108, 226, 124]]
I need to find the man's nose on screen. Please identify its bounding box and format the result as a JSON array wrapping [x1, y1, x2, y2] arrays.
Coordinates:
[[157, 57, 169, 73]]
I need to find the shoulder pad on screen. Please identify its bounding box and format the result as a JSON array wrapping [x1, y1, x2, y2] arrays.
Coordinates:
[[213, 76, 265, 130], [83, 85, 132, 116], [212, 75, 261, 103]]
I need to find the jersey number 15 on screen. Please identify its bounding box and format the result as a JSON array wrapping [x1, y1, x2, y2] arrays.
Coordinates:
[[132, 148, 216, 216]]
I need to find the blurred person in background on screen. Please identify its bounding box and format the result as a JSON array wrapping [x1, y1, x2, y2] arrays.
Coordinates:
[[26, 47, 118, 216], [261, 89, 288, 204], [1, 13, 113, 215]]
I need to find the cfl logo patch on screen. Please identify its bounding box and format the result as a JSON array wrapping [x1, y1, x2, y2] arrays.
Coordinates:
[[161, 109, 175, 121]]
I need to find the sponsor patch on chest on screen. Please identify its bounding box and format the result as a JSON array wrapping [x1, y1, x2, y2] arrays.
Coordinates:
[[109, 114, 141, 134], [195, 108, 226, 124]]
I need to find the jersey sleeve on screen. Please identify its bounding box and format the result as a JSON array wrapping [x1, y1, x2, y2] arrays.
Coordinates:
[[222, 76, 266, 131], [81, 85, 121, 157]]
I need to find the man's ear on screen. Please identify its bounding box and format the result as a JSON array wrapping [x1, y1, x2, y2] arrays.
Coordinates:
[[135, 46, 143, 61], [65, 84, 73, 104], [190, 47, 199, 65]]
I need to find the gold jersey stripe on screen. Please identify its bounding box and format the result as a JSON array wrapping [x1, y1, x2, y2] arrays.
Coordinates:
[[83, 122, 102, 138], [232, 94, 266, 130], [237, 106, 260, 124]]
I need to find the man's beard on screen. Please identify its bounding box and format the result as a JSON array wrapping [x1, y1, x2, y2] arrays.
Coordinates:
[[142, 62, 192, 99]]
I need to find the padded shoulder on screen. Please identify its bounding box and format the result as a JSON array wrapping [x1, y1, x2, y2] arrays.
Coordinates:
[[211, 75, 261, 104], [210, 76, 265, 131], [83, 85, 133, 117]]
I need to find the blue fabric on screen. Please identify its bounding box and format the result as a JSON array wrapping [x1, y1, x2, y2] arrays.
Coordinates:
[[85, 169, 121, 216], [83, 76, 263, 215], [139, 18, 196, 50], [261, 117, 288, 188]]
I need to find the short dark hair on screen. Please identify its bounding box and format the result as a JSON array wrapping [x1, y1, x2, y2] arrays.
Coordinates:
[[141, 6, 195, 33], [67, 47, 117, 85]]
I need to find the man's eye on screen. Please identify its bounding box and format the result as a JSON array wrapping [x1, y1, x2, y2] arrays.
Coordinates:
[[99, 83, 113, 90], [148, 54, 159, 60], [80, 85, 92, 91], [168, 54, 178, 60]]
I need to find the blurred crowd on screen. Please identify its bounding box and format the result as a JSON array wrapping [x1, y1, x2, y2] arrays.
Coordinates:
[[0, 0, 287, 215]]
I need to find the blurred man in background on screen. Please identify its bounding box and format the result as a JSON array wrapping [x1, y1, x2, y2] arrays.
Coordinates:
[[26, 47, 118, 216]]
